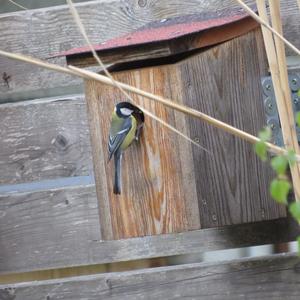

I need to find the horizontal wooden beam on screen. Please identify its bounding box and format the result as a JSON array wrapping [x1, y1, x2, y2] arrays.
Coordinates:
[[0, 184, 99, 274], [0, 95, 93, 184], [0, 183, 298, 274], [1, 253, 299, 299], [0, 0, 299, 102]]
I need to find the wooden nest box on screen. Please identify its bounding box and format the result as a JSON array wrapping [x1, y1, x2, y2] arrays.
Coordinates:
[[58, 9, 286, 240]]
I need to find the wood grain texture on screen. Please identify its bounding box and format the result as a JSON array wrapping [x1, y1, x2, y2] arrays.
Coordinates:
[[85, 67, 197, 239], [0, 184, 101, 274], [0, 95, 93, 184], [0, 0, 299, 101], [85, 28, 285, 238], [179, 28, 286, 227], [1, 253, 300, 300], [0, 184, 297, 274]]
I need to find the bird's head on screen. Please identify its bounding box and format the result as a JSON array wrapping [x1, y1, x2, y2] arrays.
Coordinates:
[[115, 102, 136, 118]]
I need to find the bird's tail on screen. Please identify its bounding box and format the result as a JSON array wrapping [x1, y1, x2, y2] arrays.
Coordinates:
[[113, 152, 122, 195]]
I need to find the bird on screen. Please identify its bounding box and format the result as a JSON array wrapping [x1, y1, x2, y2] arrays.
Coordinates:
[[108, 102, 144, 194]]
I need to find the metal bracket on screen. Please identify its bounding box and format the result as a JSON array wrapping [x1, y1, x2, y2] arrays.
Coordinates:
[[261, 73, 300, 146]]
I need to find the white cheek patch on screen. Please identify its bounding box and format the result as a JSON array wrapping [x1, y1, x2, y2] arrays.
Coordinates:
[[120, 107, 133, 116]]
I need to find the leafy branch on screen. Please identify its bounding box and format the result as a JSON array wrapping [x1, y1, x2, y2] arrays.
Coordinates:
[[255, 110, 300, 251]]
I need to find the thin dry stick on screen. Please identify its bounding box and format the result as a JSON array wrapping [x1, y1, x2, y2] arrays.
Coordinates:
[[0, 47, 295, 159], [298, 0, 300, 11], [0, 49, 75, 75], [137, 108, 208, 150], [66, 0, 113, 81], [235, 0, 300, 56], [258, 0, 300, 200], [7, 0, 27, 10], [66, 0, 209, 153], [269, 1, 300, 153], [269, 1, 300, 200], [68, 65, 291, 157]]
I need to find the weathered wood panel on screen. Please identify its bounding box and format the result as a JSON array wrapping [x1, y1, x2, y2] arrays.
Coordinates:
[[179, 28, 286, 227], [1, 253, 300, 300], [85, 66, 200, 239], [0, 183, 298, 274], [0, 184, 100, 274], [0, 0, 299, 101], [0, 95, 93, 184], [0, 0, 92, 14], [85, 28, 285, 239]]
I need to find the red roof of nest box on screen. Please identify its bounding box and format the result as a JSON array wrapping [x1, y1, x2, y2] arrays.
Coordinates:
[[53, 7, 258, 66]]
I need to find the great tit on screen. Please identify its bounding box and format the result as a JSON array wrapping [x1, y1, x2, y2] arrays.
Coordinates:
[[108, 102, 144, 194]]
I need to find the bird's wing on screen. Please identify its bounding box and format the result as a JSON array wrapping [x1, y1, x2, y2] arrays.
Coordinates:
[[108, 117, 132, 161]]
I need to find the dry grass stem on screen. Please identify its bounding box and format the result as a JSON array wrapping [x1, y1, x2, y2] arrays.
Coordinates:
[[7, 0, 27, 10], [0, 49, 75, 75], [66, 0, 210, 153], [235, 0, 300, 56], [257, 0, 300, 200], [68, 65, 293, 159], [0, 48, 295, 159], [137, 108, 211, 153]]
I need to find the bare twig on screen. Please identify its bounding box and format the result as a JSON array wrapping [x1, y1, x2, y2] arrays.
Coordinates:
[[0, 49, 74, 75], [66, 0, 210, 153], [7, 0, 27, 10], [260, 0, 300, 200], [235, 0, 300, 56], [137, 108, 208, 150], [0, 47, 296, 159], [68, 65, 293, 159]]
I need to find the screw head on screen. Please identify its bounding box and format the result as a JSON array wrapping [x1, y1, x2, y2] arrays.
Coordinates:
[[264, 97, 277, 116], [289, 75, 300, 92], [267, 118, 279, 135], [262, 77, 274, 96]]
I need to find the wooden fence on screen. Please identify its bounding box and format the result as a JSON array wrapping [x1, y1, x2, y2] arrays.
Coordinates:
[[0, 1, 300, 299]]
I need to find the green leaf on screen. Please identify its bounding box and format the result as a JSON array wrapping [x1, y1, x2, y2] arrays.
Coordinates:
[[297, 236, 300, 255], [296, 111, 300, 128], [270, 179, 291, 204], [289, 202, 300, 222], [271, 155, 288, 175], [258, 127, 272, 142], [287, 149, 297, 166], [298, 89, 300, 98], [255, 141, 267, 161]]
